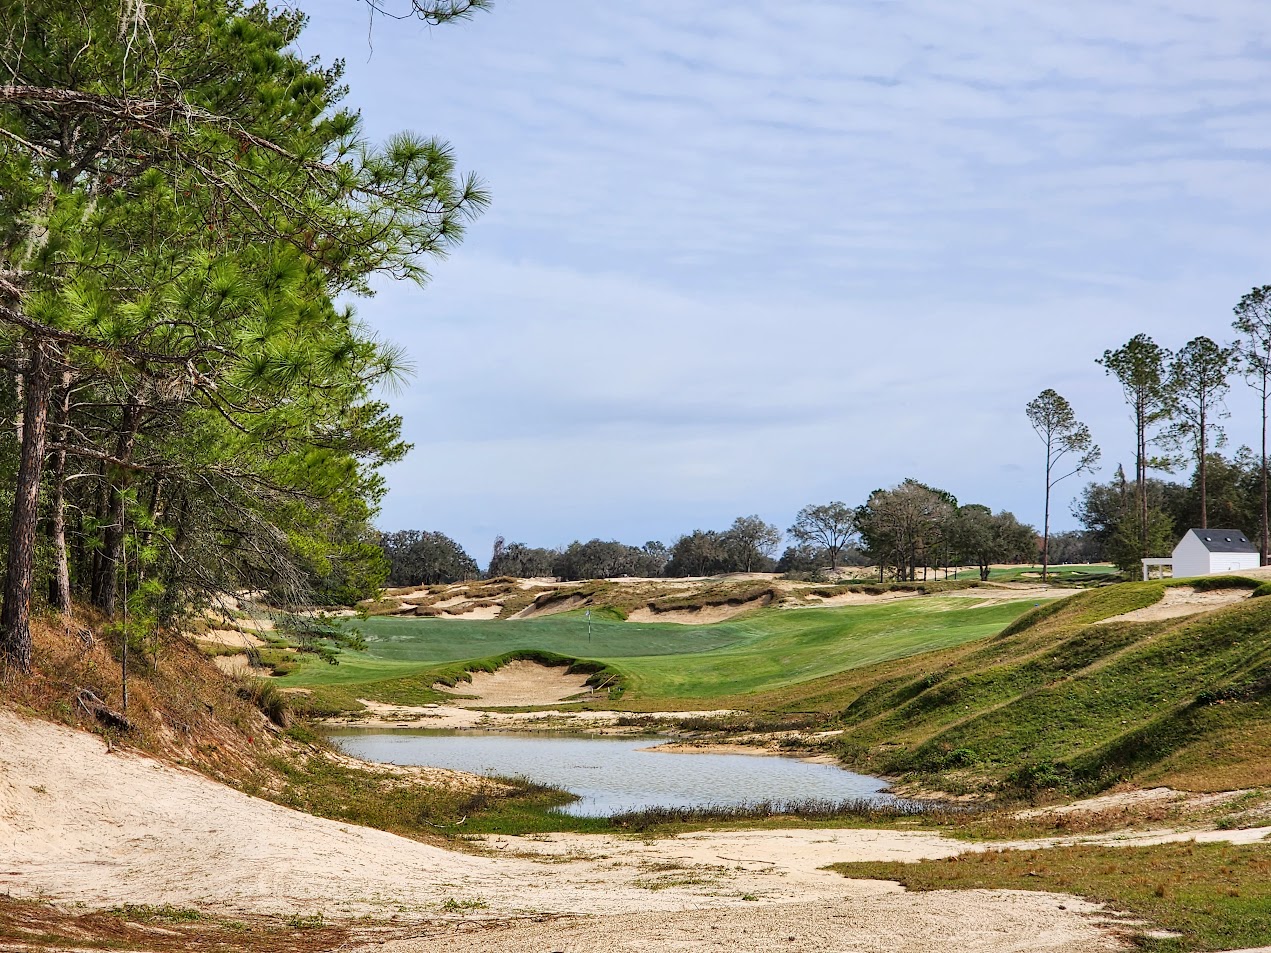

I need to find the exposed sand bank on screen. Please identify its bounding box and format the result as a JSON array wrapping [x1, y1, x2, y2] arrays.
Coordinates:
[[1096, 586, 1252, 624]]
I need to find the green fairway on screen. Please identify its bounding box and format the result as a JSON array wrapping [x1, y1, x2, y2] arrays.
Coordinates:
[[280, 598, 1037, 707], [951, 564, 1118, 582]]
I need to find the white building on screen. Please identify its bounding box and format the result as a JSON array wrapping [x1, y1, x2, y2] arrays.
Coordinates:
[[1142, 528, 1260, 580]]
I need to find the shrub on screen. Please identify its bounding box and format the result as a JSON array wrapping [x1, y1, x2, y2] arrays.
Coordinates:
[[238, 679, 289, 727]]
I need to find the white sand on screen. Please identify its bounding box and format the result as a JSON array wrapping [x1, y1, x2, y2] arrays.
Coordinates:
[[433, 659, 596, 706], [196, 628, 265, 648], [0, 709, 1139, 951], [1097, 586, 1252, 624]]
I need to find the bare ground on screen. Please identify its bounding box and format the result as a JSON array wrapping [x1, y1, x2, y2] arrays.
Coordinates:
[[0, 709, 1143, 952], [1095, 586, 1252, 624]]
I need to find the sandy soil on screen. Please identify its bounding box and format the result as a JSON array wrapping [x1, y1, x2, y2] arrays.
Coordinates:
[[9, 710, 1271, 950], [0, 708, 1130, 952], [329, 700, 740, 732], [196, 628, 265, 648], [1096, 586, 1252, 624], [212, 654, 252, 676], [512, 594, 587, 619], [441, 604, 503, 620], [433, 659, 597, 707], [626, 597, 771, 624], [1011, 786, 1251, 819]]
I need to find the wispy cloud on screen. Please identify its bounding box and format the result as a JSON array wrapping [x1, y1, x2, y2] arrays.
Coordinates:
[[297, 1, 1271, 557]]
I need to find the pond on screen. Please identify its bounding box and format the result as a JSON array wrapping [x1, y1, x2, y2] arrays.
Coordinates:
[[328, 729, 896, 817]]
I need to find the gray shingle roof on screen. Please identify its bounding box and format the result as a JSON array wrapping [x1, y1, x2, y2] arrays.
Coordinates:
[[1187, 529, 1258, 554]]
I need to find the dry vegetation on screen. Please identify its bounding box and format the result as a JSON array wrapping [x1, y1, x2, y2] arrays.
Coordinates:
[[356, 574, 993, 624]]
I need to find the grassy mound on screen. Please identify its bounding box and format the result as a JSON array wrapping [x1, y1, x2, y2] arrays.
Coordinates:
[[820, 577, 1271, 794]]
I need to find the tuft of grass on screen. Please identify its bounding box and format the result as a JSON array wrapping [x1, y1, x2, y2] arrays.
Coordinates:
[[110, 904, 207, 923], [608, 797, 971, 832], [828, 840, 1271, 952], [237, 678, 290, 727]]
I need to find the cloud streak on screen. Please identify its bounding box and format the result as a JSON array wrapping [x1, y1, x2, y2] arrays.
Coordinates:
[[295, 0, 1271, 558]]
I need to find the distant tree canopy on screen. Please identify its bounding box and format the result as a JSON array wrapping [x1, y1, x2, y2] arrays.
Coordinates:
[[550, 539, 668, 581], [1045, 530, 1101, 565], [487, 537, 557, 579], [856, 479, 957, 581], [951, 505, 1037, 581], [664, 516, 782, 577], [379, 530, 478, 587]]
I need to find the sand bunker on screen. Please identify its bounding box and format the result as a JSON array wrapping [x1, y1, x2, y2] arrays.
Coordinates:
[[433, 660, 595, 707], [1096, 586, 1252, 624], [440, 604, 502, 620], [627, 594, 772, 625], [196, 628, 265, 648], [512, 594, 586, 619]]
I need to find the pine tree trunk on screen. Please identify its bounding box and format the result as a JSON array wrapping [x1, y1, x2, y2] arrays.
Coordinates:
[[95, 402, 142, 618], [1199, 408, 1208, 529], [1137, 397, 1148, 557], [1262, 383, 1269, 565], [47, 374, 72, 615], [1, 341, 55, 672], [1042, 433, 1052, 581]]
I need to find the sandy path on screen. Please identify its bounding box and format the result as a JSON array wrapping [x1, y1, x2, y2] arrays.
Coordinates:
[[0, 710, 1127, 951], [380, 895, 1115, 953], [1096, 586, 1252, 624]]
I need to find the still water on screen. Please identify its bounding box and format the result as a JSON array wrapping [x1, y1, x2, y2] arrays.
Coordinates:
[[329, 729, 894, 817]]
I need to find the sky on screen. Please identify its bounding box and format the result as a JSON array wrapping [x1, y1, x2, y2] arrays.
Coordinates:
[[293, 0, 1271, 564]]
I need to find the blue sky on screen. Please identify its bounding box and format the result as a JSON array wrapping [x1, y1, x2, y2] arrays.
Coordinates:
[[295, 1, 1271, 563]]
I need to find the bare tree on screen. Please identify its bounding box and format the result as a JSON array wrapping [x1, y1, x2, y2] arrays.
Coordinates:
[[1025, 389, 1100, 581]]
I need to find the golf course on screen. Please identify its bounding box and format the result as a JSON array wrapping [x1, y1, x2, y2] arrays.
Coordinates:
[[276, 586, 1042, 710]]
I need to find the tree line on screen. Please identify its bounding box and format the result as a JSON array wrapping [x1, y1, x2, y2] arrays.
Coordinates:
[[380, 488, 1040, 588], [0, 0, 485, 672], [1029, 293, 1271, 577]]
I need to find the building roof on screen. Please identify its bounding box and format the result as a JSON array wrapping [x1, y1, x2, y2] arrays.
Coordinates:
[[1185, 529, 1258, 554]]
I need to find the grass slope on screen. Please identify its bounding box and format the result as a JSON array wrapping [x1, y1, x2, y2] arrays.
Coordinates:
[[279, 599, 1036, 712], [813, 577, 1271, 793]]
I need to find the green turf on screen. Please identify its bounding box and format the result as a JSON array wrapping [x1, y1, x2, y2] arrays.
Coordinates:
[[824, 576, 1271, 792], [951, 563, 1118, 582], [278, 598, 1037, 708]]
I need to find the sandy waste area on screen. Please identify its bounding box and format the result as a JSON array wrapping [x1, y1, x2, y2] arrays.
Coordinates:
[[6, 709, 1271, 951], [1096, 586, 1252, 624]]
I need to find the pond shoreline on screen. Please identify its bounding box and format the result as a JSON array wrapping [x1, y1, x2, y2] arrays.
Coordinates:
[[327, 727, 897, 818]]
